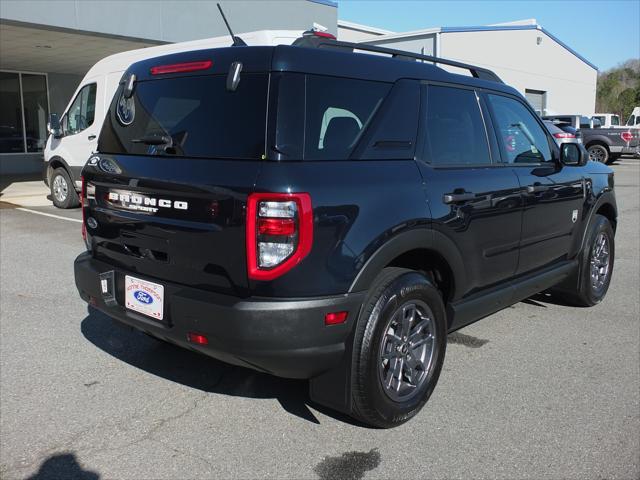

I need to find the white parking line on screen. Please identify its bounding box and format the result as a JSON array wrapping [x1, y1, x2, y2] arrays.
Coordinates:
[[15, 207, 82, 223]]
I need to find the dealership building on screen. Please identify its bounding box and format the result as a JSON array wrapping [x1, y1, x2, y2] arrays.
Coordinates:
[[339, 19, 598, 118], [1, 1, 596, 176]]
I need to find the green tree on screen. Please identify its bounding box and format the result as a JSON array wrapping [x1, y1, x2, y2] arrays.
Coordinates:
[[596, 59, 640, 120]]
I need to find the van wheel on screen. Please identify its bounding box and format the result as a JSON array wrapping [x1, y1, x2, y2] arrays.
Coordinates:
[[351, 267, 447, 428], [562, 215, 615, 306], [587, 144, 609, 164], [50, 168, 79, 209]]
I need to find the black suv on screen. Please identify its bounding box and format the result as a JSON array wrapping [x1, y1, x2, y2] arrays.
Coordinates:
[[74, 35, 617, 428]]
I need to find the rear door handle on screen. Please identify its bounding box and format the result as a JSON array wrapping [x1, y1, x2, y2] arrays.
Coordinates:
[[443, 192, 476, 204], [88, 135, 96, 141], [527, 184, 549, 193]]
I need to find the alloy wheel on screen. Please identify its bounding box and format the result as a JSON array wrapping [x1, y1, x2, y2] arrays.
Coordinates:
[[52, 174, 68, 203], [378, 300, 436, 402], [590, 232, 610, 292], [588, 146, 607, 163]]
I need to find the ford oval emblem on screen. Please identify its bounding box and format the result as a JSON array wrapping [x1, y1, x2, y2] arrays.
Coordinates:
[[116, 93, 135, 126], [99, 158, 122, 175], [134, 290, 153, 305]]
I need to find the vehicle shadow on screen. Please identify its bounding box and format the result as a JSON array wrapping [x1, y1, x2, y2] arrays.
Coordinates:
[[527, 291, 579, 307], [26, 452, 99, 480], [80, 307, 363, 427]]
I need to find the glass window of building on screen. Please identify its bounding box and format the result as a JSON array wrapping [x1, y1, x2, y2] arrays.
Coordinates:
[[0, 71, 49, 154]]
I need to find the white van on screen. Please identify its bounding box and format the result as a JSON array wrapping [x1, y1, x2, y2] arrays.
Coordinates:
[[625, 107, 640, 128], [44, 30, 301, 208]]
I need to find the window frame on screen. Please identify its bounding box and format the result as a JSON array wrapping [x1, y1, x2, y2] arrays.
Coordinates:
[[0, 69, 50, 155], [481, 90, 558, 167], [416, 81, 498, 169], [62, 82, 97, 137]]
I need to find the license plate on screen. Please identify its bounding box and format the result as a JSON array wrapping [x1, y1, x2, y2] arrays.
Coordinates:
[[125, 275, 164, 320]]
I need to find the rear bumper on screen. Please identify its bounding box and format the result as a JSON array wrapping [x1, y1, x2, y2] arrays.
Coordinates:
[[610, 144, 640, 155], [74, 253, 364, 379]]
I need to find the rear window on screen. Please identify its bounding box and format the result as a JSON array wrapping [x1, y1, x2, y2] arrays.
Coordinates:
[[98, 74, 268, 159], [303, 75, 390, 160]]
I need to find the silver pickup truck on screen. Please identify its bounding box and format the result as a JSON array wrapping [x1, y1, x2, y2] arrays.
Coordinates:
[[543, 114, 640, 164]]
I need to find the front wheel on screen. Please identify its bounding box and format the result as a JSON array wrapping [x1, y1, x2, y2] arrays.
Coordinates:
[[587, 144, 610, 164], [351, 268, 447, 428], [50, 168, 80, 209], [562, 215, 615, 306]]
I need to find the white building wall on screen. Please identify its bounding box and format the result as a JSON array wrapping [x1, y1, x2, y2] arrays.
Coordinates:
[[439, 29, 597, 115], [338, 27, 380, 42], [337, 21, 393, 42], [364, 34, 437, 58]]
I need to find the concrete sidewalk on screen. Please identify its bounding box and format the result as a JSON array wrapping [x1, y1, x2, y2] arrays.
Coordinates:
[[0, 176, 51, 208]]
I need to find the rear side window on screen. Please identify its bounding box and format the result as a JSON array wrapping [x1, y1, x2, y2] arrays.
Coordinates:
[[422, 85, 491, 165], [64, 83, 96, 135], [98, 74, 268, 159], [487, 94, 552, 164], [304, 75, 390, 160]]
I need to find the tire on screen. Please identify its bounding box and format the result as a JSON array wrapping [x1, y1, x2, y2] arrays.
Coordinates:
[[587, 144, 609, 164], [562, 214, 615, 307], [50, 167, 80, 209], [351, 267, 447, 428]]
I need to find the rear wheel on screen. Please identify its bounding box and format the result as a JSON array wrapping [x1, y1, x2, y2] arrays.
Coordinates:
[[587, 144, 609, 164], [50, 168, 79, 209], [351, 267, 447, 428]]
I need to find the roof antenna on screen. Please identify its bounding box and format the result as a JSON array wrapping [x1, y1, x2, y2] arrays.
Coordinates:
[[217, 3, 247, 46]]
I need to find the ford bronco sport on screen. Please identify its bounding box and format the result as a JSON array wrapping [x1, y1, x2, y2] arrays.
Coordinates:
[[74, 33, 617, 428]]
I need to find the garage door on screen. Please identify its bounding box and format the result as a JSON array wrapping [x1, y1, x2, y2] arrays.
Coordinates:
[[525, 89, 546, 115]]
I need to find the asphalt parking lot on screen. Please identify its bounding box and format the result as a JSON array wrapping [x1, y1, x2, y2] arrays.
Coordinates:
[[1, 160, 639, 480]]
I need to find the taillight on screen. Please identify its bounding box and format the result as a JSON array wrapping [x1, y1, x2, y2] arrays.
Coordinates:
[[150, 60, 212, 75], [246, 192, 313, 281], [312, 31, 337, 39], [553, 132, 576, 139], [621, 131, 633, 142]]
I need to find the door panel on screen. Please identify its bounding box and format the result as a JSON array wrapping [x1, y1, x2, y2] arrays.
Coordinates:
[[513, 165, 585, 273], [421, 166, 523, 295], [484, 92, 585, 274], [418, 84, 522, 298], [60, 80, 100, 168]]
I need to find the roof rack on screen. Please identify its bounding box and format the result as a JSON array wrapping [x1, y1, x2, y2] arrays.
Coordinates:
[[313, 39, 504, 84]]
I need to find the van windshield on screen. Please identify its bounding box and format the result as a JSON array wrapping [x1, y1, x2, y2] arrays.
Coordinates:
[[98, 73, 268, 160]]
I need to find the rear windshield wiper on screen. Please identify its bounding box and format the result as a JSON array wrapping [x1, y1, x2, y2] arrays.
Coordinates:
[[131, 134, 172, 145]]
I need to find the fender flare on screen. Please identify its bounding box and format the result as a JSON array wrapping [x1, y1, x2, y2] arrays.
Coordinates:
[[348, 228, 466, 299], [47, 156, 82, 188], [578, 189, 617, 252], [584, 136, 612, 149]]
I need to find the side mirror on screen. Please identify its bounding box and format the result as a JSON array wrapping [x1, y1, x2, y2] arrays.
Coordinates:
[[47, 113, 63, 139], [560, 142, 585, 166]]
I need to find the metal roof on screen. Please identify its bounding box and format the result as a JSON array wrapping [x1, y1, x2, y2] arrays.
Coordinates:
[[360, 23, 598, 71]]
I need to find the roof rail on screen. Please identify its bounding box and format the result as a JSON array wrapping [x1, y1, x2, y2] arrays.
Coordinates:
[[313, 39, 504, 84]]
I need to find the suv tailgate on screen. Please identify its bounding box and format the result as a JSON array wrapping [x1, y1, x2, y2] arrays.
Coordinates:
[[83, 156, 259, 295]]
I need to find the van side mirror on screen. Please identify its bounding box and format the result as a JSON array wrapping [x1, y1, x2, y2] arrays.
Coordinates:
[[47, 114, 63, 139], [560, 143, 585, 166]]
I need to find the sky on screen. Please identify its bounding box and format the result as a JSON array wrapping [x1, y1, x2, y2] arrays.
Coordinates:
[[338, 0, 640, 72]]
